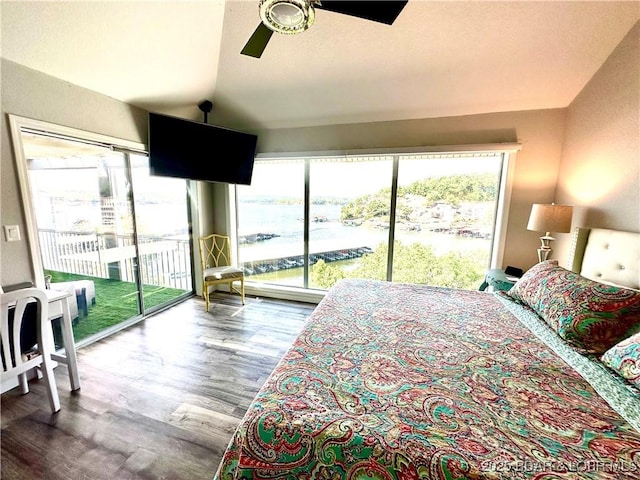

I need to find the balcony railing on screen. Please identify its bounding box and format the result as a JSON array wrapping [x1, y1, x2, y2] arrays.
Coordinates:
[[38, 228, 192, 290]]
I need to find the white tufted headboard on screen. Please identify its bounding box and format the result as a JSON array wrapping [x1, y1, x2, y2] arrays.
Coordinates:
[[568, 227, 640, 291]]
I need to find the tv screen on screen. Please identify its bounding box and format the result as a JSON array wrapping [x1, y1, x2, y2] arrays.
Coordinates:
[[148, 112, 258, 185]]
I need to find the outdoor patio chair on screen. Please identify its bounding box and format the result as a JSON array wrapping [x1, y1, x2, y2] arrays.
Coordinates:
[[1, 288, 60, 413], [198, 234, 245, 311], [47, 278, 96, 319]]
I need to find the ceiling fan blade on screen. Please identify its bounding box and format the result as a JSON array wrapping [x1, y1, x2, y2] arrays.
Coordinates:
[[241, 23, 274, 58], [316, 1, 408, 25]]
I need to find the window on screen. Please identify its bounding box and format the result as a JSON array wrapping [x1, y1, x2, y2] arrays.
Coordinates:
[[9, 116, 194, 346], [308, 157, 393, 287], [236, 147, 516, 296], [390, 153, 503, 288], [237, 160, 305, 287]]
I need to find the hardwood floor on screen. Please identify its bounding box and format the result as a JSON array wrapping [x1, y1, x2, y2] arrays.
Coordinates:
[[1, 293, 316, 480]]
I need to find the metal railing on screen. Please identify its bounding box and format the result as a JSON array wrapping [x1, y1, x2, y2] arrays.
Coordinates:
[[38, 229, 193, 290]]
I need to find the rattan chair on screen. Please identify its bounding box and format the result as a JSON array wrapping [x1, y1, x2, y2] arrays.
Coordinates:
[[198, 234, 245, 311]]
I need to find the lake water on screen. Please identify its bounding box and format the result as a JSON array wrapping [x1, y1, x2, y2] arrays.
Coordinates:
[[238, 202, 491, 263]]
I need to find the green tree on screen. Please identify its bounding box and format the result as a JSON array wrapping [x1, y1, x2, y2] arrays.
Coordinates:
[[349, 244, 390, 281], [311, 241, 484, 290], [365, 197, 389, 218], [311, 259, 346, 289], [344, 173, 497, 221]]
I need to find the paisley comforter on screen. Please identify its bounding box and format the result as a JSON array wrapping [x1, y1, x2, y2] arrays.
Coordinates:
[[214, 279, 640, 479]]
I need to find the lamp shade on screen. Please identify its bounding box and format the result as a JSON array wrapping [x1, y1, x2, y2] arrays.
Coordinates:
[[527, 204, 573, 233]]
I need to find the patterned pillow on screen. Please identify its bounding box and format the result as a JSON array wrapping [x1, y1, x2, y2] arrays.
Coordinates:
[[507, 261, 640, 353], [601, 332, 640, 390]]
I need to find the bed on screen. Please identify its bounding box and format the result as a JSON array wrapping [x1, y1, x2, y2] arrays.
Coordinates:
[[214, 227, 640, 479]]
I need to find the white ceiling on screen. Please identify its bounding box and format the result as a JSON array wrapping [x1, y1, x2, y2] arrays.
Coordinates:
[[2, 1, 638, 130]]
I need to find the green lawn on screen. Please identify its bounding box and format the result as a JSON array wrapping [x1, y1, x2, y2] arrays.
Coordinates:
[[46, 270, 191, 342]]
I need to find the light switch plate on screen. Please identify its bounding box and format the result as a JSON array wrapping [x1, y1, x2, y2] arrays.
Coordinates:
[[4, 225, 21, 242]]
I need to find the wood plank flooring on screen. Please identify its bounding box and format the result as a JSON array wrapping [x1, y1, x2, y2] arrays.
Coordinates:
[[1, 293, 316, 480]]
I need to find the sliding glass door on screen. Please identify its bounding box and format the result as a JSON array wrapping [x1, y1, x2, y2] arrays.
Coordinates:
[[236, 151, 508, 292], [17, 128, 192, 344], [129, 153, 193, 299]]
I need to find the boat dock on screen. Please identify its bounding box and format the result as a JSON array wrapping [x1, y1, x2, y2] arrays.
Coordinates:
[[241, 246, 373, 275]]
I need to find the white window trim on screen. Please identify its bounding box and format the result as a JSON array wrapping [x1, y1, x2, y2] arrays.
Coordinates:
[[255, 142, 521, 160], [491, 151, 518, 268], [8, 114, 146, 288]]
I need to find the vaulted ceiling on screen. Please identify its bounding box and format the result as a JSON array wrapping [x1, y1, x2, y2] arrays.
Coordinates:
[[2, 1, 638, 130]]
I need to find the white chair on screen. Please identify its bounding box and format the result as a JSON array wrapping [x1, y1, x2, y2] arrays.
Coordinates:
[[1, 288, 60, 413]]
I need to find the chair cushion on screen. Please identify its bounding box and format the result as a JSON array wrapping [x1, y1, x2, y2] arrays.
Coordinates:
[[204, 266, 243, 281]]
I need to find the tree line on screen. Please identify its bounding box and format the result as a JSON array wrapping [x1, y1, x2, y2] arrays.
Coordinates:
[[341, 173, 498, 222], [311, 241, 485, 290]]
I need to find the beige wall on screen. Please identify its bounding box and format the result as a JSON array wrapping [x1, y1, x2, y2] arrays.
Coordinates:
[[554, 22, 640, 263], [1, 59, 148, 286]]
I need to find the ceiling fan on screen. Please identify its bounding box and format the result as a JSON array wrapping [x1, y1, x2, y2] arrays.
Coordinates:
[[241, 0, 408, 58]]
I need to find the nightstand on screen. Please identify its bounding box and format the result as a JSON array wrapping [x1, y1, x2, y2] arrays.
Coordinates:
[[479, 269, 520, 292]]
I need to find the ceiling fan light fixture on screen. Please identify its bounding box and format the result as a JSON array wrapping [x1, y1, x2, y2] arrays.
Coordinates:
[[259, 0, 315, 34]]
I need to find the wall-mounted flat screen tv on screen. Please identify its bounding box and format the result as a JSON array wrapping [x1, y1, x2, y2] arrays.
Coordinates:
[[148, 112, 258, 185]]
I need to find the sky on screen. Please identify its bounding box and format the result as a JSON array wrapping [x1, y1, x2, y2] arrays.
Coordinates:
[[239, 153, 503, 198]]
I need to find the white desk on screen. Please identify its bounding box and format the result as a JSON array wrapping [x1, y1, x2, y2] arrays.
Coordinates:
[[45, 289, 81, 391], [1, 289, 81, 393]]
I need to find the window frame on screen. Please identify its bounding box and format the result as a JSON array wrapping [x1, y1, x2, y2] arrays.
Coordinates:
[[8, 115, 147, 288], [231, 143, 521, 303], [8, 114, 196, 346]]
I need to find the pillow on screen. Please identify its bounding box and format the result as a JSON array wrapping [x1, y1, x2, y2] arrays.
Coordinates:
[[601, 332, 640, 390], [505, 260, 558, 308], [507, 261, 640, 353]]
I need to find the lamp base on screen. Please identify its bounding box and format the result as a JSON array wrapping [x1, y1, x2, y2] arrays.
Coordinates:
[[537, 233, 554, 263], [537, 247, 551, 263]]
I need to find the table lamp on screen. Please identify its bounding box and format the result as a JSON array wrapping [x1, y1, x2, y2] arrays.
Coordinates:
[[527, 203, 573, 262]]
